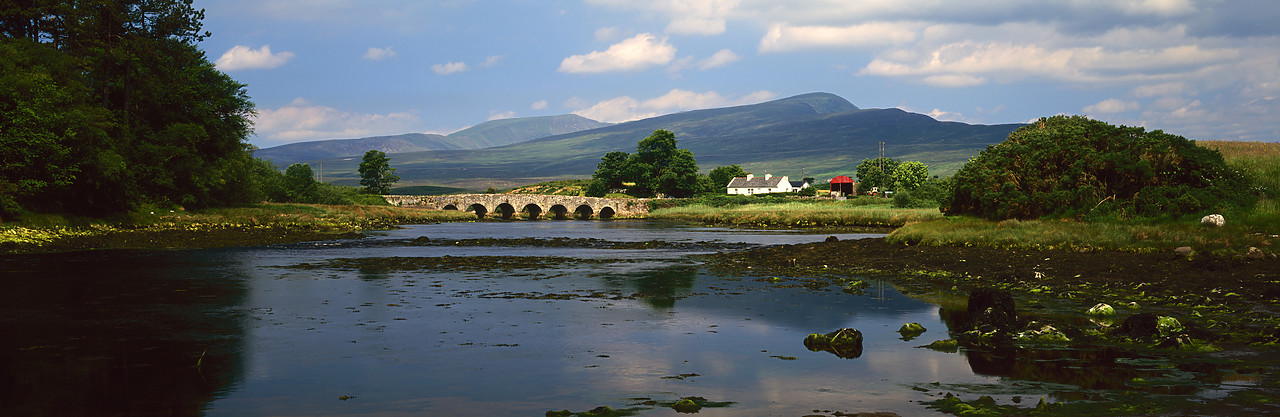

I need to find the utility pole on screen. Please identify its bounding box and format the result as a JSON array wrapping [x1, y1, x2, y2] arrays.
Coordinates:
[[878, 141, 885, 197]]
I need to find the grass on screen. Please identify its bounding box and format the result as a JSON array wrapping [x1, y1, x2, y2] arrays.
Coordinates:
[[0, 203, 475, 251], [649, 199, 941, 228], [889, 140, 1280, 253]]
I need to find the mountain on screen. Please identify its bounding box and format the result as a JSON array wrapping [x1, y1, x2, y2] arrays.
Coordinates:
[[446, 114, 610, 149], [253, 114, 609, 166], [309, 93, 1025, 190]]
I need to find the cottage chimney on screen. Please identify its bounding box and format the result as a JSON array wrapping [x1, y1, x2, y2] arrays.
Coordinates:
[[764, 173, 772, 180], [746, 174, 754, 180]]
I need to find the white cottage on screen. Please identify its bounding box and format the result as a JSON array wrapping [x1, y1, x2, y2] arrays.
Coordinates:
[[726, 174, 808, 195]]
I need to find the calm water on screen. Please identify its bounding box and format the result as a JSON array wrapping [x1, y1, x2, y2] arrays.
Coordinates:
[[0, 221, 1234, 416]]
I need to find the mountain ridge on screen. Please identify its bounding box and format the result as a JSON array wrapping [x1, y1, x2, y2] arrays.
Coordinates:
[[253, 114, 608, 166], [283, 92, 1024, 190]]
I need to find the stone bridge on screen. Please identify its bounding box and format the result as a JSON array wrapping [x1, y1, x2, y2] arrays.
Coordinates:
[[383, 194, 650, 220]]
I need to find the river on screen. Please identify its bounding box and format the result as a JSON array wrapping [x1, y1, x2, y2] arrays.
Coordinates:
[[0, 221, 1241, 416]]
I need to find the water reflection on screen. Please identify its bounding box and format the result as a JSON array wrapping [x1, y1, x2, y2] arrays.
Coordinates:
[[0, 250, 249, 416]]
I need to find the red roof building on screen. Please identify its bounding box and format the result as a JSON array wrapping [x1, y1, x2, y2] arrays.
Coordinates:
[[830, 175, 856, 196]]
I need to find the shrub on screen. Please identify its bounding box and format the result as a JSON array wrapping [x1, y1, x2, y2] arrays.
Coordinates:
[[944, 115, 1255, 220]]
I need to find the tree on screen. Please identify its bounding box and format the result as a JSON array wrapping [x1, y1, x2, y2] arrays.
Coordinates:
[[708, 165, 747, 190], [944, 115, 1255, 220], [655, 149, 702, 198], [1, 1, 257, 215], [358, 150, 400, 194], [587, 129, 702, 197], [592, 151, 630, 190], [892, 161, 929, 191], [855, 157, 900, 193], [283, 163, 318, 202]]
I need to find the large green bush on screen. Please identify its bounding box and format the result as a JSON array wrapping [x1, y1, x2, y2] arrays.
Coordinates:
[[944, 116, 1255, 220]]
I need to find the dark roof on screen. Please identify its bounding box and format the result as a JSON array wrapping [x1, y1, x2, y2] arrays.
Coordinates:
[[726, 176, 786, 188], [789, 180, 806, 188]]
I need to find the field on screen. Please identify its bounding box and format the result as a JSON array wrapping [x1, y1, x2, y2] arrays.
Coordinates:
[[0, 204, 475, 253]]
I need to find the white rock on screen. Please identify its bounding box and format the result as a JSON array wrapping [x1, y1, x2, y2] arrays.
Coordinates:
[[1200, 214, 1225, 227]]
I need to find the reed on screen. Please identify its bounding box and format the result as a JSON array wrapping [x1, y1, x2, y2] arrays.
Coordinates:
[[649, 201, 942, 228]]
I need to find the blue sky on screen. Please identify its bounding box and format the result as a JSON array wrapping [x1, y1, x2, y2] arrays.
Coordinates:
[[197, 0, 1280, 148]]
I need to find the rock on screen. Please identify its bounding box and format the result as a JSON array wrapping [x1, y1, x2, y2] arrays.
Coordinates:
[[804, 328, 864, 359], [825, 235, 839, 243], [1015, 323, 1070, 344], [671, 398, 701, 413], [967, 288, 1018, 334], [1174, 246, 1193, 257], [899, 322, 927, 336], [1086, 303, 1116, 316], [1157, 316, 1184, 337], [1247, 247, 1265, 260], [1116, 313, 1161, 339], [1201, 214, 1225, 227], [923, 339, 959, 352]]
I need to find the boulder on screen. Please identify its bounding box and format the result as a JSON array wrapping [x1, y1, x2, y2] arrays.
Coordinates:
[[1086, 303, 1116, 316], [804, 328, 864, 359], [1200, 214, 1225, 227], [1247, 247, 1265, 260], [1116, 313, 1161, 339], [967, 288, 1018, 334], [1174, 246, 1193, 257], [824, 235, 839, 243]]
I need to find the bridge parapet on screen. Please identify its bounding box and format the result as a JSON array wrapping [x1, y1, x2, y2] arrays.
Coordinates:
[[384, 194, 650, 220]]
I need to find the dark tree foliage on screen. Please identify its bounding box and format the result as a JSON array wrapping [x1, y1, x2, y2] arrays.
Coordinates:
[[586, 130, 702, 198], [943, 115, 1255, 220], [1, 0, 256, 217], [283, 163, 318, 203], [707, 165, 747, 190], [855, 157, 900, 192], [358, 150, 400, 195]]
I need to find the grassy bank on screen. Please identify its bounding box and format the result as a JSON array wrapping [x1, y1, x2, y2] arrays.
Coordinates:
[[649, 199, 941, 228], [1, 204, 475, 253], [888, 141, 1280, 254]]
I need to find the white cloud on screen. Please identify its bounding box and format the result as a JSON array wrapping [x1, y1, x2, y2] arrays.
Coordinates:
[[481, 55, 505, 67], [921, 74, 987, 87], [1132, 81, 1187, 97], [253, 98, 420, 144], [487, 111, 517, 120], [531, 100, 548, 110], [1084, 99, 1141, 114], [363, 46, 396, 61], [572, 89, 776, 123], [215, 45, 295, 71], [431, 61, 468, 75], [559, 33, 677, 73], [698, 49, 741, 70], [595, 26, 622, 42], [759, 22, 918, 53], [926, 108, 964, 121], [668, 49, 741, 74], [585, 0, 738, 36]]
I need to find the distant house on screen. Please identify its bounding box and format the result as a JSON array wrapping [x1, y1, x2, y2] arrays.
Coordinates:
[[726, 174, 808, 195]]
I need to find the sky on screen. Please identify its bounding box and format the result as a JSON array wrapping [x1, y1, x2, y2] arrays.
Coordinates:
[[196, 0, 1280, 148]]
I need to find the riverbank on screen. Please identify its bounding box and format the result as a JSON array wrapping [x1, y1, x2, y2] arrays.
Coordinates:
[[708, 236, 1280, 349], [0, 204, 475, 253]]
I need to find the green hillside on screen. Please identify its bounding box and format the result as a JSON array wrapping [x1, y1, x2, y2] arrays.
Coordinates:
[[253, 114, 610, 167], [312, 93, 1023, 191]]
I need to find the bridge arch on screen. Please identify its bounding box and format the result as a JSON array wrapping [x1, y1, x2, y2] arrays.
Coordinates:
[[467, 203, 488, 218], [574, 205, 593, 220], [549, 204, 569, 220], [522, 204, 543, 220], [495, 203, 517, 220], [443, 204, 459, 211], [599, 206, 616, 219]]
